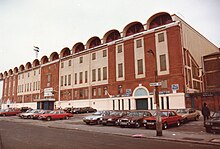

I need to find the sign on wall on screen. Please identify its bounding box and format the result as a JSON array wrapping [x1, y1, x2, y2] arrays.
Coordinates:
[[44, 87, 54, 97]]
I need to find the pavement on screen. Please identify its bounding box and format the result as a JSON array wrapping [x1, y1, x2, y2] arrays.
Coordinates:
[[1, 115, 220, 147]]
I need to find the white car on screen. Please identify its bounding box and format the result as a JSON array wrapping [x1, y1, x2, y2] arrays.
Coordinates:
[[19, 109, 41, 119], [83, 111, 111, 125]]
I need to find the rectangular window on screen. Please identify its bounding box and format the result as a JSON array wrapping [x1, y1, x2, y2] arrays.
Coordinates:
[[79, 72, 83, 83], [137, 59, 143, 74], [85, 71, 88, 83], [79, 57, 83, 63], [47, 74, 51, 83], [75, 73, 77, 84], [61, 76, 64, 86], [98, 68, 101, 81], [68, 60, 71, 66], [92, 69, 96, 82], [118, 85, 122, 94], [158, 33, 164, 42], [33, 82, 35, 91], [103, 50, 107, 57], [136, 39, 142, 48], [92, 88, 96, 96], [160, 54, 167, 71], [103, 67, 107, 80], [64, 75, 67, 86], [85, 88, 88, 97], [117, 45, 122, 53], [118, 63, 123, 78], [74, 90, 78, 98], [30, 83, 32, 91], [92, 53, 96, 60], [34, 71, 36, 76], [68, 74, 71, 85], [79, 89, 83, 97], [61, 62, 64, 68], [98, 88, 101, 96]]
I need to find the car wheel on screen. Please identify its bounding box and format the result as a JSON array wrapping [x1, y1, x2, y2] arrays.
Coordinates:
[[135, 122, 141, 128], [27, 115, 31, 119], [65, 116, 69, 120], [96, 119, 100, 125], [206, 128, 211, 133], [2, 114, 6, 117], [86, 122, 90, 125], [163, 122, 168, 129], [46, 117, 51, 121], [176, 120, 181, 127], [195, 115, 199, 121]]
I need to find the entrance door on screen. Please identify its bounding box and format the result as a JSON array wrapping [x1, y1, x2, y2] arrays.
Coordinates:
[[136, 99, 148, 110]]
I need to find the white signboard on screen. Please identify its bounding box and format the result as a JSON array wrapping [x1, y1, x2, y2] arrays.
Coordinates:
[[44, 88, 54, 97], [150, 82, 162, 87]]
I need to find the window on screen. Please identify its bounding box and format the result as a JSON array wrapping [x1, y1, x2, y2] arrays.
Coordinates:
[[33, 82, 35, 91], [118, 63, 123, 78], [103, 67, 107, 80], [98, 88, 101, 96], [92, 69, 96, 82], [68, 74, 71, 85], [85, 71, 88, 83], [104, 87, 108, 95], [34, 71, 36, 76], [79, 72, 83, 83], [30, 83, 32, 91], [64, 75, 67, 86], [136, 39, 142, 48], [92, 53, 96, 60], [160, 54, 167, 71], [75, 73, 77, 84], [103, 50, 107, 57], [47, 74, 51, 83], [79, 57, 83, 63], [61, 76, 64, 86], [61, 62, 64, 68], [28, 73, 30, 77], [74, 90, 78, 98], [137, 59, 143, 74], [98, 68, 101, 81], [92, 88, 96, 96], [158, 33, 164, 42], [85, 88, 88, 97], [79, 89, 83, 97], [117, 45, 122, 53], [68, 60, 71, 66]]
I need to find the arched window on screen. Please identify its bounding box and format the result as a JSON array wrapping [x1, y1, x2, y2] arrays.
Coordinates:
[[13, 67, 18, 73], [19, 65, 25, 71], [124, 22, 144, 37], [41, 56, 49, 64], [50, 52, 59, 61], [32, 59, 40, 67], [103, 30, 121, 43], [60, 47, 71, 58], [148, 13, 173, 29], [86, 37, 101, 49], [25, 62, 32, 69], [72, 42, 85, 54]]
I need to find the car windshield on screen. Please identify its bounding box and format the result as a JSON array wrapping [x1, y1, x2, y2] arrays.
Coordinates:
[[212, 112, 220, 118], [92, 111, 102, 116], [128, 112, 144, 117], [153, 111, 168, 117], [110, 111, 123, 116], [176, 109, 188, 114], [49, 111, 56, 114]]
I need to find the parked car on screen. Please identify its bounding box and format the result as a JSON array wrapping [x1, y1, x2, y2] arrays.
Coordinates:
[[19, 109, 41, 119], [176, 108, 200, 122], [39, 110, 73, 121], [83, 110, 112, 125], [20, 107, 32, 113], [204, 111, 220, 133], [32, 110, 51, 119], [143, 110, 183, 129], [72, 107, 97, 114], [101, 111, 128, 126], [0, 108, 21, 116], [117, 110, 152, 128]]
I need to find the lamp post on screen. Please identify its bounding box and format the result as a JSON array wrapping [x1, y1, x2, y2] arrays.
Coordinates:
[[147, 49, 162, 136], [33, 46, 39, 59]]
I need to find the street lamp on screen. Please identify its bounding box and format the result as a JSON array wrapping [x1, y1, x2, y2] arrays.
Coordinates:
[[33, 46, 40, 59], [147, 49, 162, 136]]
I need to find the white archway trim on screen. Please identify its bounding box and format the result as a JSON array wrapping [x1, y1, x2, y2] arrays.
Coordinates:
[[132, 84, 150, 97]]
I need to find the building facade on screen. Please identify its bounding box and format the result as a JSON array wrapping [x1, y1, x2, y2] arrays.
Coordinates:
[[0, 12, 219, 110]]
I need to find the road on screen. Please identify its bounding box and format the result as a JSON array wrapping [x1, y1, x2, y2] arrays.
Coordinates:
[[0, 121, 218, 149]]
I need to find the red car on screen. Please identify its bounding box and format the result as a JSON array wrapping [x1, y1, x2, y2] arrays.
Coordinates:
[[32, 110, 51, 119], [0, 108, 21, 116], [39, 110, 73, 121], [142, 110, 183, 129]]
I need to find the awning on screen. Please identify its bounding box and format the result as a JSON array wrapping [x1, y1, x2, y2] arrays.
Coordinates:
[[33, 98, 56, 102]]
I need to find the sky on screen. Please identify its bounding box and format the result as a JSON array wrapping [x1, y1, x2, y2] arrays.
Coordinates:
[[0, 0, 220, 97]]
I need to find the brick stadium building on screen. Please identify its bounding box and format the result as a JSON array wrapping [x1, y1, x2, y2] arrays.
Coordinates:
[[0, 12, 219, 111]]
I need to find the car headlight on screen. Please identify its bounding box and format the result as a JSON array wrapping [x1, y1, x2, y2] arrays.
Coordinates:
[[108, 118, 112, 121], [129, 120, 134, 123], [143, 120, 147, 123]]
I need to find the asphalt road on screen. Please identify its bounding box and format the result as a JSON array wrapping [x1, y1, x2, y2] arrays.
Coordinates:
[[0, 121, 218, 149]]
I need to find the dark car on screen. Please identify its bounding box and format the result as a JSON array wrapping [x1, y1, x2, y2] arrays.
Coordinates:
[[117, 110, 152, 128], [72, 107, 97, 114], [204, 111, 220, 133], [101, 111, 128, 126], [143, 110, 183, 129]]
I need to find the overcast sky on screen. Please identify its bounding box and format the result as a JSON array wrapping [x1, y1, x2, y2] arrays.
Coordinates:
[[0, 0, 220, 97]]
